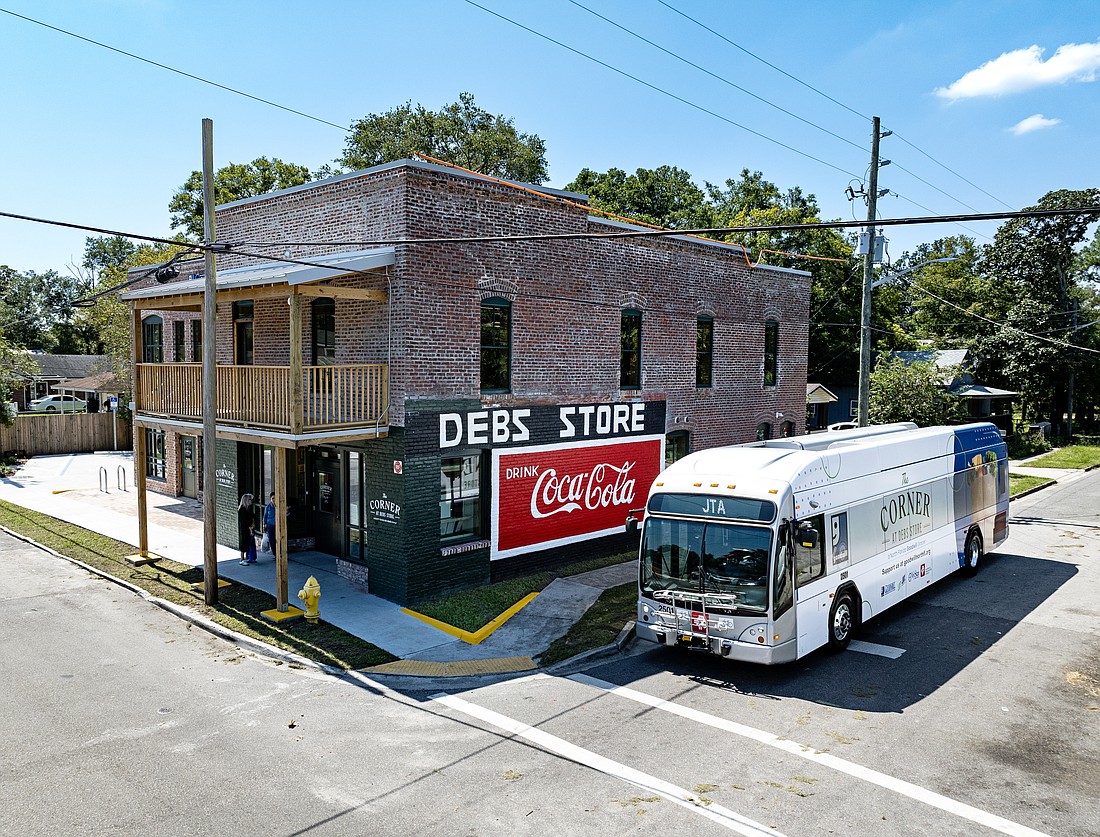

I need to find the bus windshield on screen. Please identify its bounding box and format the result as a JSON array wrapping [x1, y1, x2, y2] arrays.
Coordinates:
[[640, 516, 772, 613]]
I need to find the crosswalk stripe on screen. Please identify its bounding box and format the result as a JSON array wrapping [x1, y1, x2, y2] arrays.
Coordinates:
[[570, 674, 1049, 837], [431, 691, 787, 836]]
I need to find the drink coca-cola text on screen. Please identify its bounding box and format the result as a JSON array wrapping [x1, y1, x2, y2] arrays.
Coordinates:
[[530, 461, 636, 519]]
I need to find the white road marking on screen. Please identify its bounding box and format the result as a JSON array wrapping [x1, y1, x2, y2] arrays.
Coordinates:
[[431, 692, 786, 836], [571, 674, 1049, 837], [848, 639, 906, 659]]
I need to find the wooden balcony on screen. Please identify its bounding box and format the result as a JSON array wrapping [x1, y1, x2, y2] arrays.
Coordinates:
[[135, 363, 388, 436]]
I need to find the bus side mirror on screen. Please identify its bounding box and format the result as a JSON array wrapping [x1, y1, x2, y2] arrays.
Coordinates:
[[625, 508, 643, 533], [797, 524, 819, 549]]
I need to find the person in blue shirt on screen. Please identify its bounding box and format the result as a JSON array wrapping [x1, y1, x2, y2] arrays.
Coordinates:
[[263, 492, 278, 560]]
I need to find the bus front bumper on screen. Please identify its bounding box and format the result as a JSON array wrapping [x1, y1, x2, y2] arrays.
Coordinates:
[[637, 622, 797, 665]]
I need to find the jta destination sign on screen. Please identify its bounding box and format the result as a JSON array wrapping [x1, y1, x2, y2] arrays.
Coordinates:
[[491, 436, 665, 560]]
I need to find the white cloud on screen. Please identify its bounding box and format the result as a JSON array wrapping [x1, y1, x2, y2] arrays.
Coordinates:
[[935, 40, 1100, 100], [1010, 114, 1062, 135]]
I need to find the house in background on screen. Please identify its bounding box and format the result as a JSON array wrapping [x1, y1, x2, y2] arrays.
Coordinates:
[[805, 383, 839, 430], [121, 158, 813, 608], [890, 349, 1016, 433], [53, 370, 124, 413], [12, 354, 111, 410]]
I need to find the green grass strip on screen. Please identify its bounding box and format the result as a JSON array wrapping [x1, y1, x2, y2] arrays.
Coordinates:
[[1025, 445, 1100, 470]]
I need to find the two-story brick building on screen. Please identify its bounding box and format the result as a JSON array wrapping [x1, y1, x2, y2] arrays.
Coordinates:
[[122, 158, 811, 607]]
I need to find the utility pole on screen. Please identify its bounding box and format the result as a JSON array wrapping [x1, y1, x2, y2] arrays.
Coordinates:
[[201, 119, 219, 606], [857, 116, 883, 427], [1068, 298, 1077, 438]]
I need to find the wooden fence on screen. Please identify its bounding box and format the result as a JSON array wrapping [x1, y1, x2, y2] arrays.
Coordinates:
[[0, 412, 133, 457]]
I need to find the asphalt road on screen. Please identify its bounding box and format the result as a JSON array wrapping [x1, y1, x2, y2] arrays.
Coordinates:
[[3, 470, 1099, 836]]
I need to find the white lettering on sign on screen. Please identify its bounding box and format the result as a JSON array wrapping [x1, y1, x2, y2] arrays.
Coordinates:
[[439, 409, 531, 449], [530, 461, 637, 519], [559, 402, 645, 439]]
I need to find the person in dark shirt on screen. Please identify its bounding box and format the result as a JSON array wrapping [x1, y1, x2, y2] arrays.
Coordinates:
[[238, 493, 255, 565]]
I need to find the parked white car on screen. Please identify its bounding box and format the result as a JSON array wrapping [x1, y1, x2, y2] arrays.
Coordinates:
[[28, 394, 87, 413]]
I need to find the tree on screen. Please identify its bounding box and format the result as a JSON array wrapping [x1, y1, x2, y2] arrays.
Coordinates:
[[977, 188, 1100, 429], [566, 166, 716, 229], [169, 157, 314, 239], [868, 356, 965, 426], [339, 92, 548, 183], [0, 266, 83, 352]]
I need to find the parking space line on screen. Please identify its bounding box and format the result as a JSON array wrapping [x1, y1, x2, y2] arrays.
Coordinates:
[[570, 675, 1049, 837], [849, 639, 906, 658], [431, 692, 787, 836]]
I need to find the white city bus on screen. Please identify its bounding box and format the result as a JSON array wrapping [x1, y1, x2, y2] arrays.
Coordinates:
[[634, 422, 1009, 664]]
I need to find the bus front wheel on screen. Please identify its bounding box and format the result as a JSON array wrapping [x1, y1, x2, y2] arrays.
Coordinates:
[[961, 530, 983, 577], [828, 592, 855, 652]]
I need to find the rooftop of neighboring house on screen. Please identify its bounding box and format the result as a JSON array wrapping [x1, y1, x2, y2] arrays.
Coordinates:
[[25, 354, 111, 381]]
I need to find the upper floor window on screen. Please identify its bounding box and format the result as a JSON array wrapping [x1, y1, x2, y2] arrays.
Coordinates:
[[312, 298, 336, 366], [173, 320, 185, 362], [480, 298, 511, 393], [233, 301, 253, 365], [696, 316, 714, 388], [191, 319, 202, 363], [763, 319, 779, 387], [141, 316, 163, 363], [620, 309, 642, 390]]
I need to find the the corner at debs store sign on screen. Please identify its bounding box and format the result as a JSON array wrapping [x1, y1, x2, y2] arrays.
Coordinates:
[[408, 400, 668, 560]]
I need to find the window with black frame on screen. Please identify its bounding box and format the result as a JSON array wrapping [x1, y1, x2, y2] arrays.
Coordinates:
[[145, 429, 166, 479], [233, 301, 254, 365], [480, 298, 511, 393], [763, 319, 778, 387], [173, 320, 185, 362], [440, 453, 482, 540], [191, 319, 201, 363], [696, 316, 713, 388], [141, 316, 163, 363], [621, 309, 642, 389]]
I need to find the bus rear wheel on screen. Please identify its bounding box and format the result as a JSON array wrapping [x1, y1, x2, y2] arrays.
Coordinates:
[[828, 591, 855, 652], [961, 530, 983, 577]]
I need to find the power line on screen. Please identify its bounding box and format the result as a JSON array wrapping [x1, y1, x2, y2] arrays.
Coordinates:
[[0, 7, 350, 133], [6, 206, 1098, 253], [564, 0, 866, 154], [462, 0, 863, 180], [656, 0, 1014, 211]]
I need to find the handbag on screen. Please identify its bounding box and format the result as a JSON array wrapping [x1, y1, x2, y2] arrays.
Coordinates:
[[260, 532, 271, 553]]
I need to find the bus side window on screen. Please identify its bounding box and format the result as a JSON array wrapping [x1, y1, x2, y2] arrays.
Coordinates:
[[774, 523, 793, 617], [795, 514, 825, 587]]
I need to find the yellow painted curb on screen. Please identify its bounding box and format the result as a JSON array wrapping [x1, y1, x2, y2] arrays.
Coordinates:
[[402, 591, 540, 645], [261, 605, 305, 624], [366, 656, 536, 677], [190, 578, 232, 592]]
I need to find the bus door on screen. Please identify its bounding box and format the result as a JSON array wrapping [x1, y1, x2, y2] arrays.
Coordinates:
[[771, 521, 795, 649]]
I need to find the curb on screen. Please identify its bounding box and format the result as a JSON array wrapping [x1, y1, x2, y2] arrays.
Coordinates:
[[1010, 479, 1058, 501], [543, 620, 637, 675]]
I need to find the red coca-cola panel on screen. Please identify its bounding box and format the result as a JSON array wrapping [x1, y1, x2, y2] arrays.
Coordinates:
[[493, 437, 664, 558]]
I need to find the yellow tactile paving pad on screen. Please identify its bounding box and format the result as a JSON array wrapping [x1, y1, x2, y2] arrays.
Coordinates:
[[365, 656, 536, 677]]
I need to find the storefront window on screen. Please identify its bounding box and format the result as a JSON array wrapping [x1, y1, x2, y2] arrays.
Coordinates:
[[440, 453, 481, 540], [348, 451, 365, 560], [145, 429, 166, 479]]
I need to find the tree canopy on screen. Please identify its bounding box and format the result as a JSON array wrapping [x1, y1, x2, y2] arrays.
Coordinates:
[[868, 356, 965, 427], [339, 92, 548, 183], [169, 157, 314, 239], [566, 166, 715, 229]]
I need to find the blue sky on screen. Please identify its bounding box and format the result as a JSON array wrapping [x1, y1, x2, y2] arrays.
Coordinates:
[[1, 0, 1097, 274]]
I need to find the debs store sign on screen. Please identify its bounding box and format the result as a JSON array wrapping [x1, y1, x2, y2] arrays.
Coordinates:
[[417, 401, 667, 561]]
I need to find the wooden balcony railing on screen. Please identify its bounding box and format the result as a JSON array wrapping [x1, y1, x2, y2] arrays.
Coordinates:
[[135, 363, 388, 433]]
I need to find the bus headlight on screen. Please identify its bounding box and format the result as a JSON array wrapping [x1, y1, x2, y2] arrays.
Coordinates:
[[738, 624, 768, 643]]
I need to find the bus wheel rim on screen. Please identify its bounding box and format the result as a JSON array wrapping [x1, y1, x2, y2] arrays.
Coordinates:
[[834, 604, 851, 640]]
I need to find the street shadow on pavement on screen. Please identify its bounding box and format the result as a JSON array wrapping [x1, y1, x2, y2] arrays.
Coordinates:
[[576, 549, 1075, 713]]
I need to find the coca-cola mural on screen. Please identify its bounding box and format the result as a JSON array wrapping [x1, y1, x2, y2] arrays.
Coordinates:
[[492, 437, 664, 559]]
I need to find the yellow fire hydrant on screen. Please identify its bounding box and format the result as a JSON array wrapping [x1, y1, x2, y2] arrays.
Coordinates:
[[298, 575, 321, 624]]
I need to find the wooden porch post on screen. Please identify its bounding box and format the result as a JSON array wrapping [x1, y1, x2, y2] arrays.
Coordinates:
[[132, 304, 149, 558], [274, 447, 289, 611], [289, 290, 303, 435]]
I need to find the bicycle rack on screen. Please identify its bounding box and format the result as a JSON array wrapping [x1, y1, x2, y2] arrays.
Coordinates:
[[117, 465, 128, 492], [98, 467, 109, 494]]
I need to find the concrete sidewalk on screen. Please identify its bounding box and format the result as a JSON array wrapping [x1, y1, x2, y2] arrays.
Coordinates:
[[0, 452, 635, 672]]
